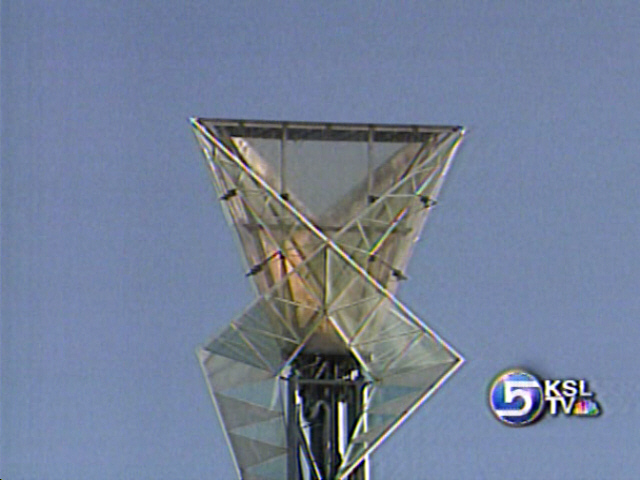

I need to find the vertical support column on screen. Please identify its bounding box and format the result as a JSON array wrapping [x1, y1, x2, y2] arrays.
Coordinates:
[[281, 124, 288, 198], [367, 126, 374, 204], [349, 382, 369, 480], [287, 375, 302, 480]]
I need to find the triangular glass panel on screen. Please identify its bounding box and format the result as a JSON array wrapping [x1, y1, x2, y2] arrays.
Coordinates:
[[235, 326, 291, 374], [325, 249, 367, 306], [413, 133, 462, 195], [367, 383, 424, 409], [232, 136, 283, 192], [297, 317, 351, 356], [330, 223, 369, 257], [384, 333, 459, 377], [354, 332, 421, 378], [238, 193, 322, 265], [284, 224, 326, 260], [231, 416, 287, 449], [367, 142, 425, 199], [232, 294, 319, 372], [222, 378, 284, 412], [328, 282, 385, 343], [265, 280, 322, 339], [208, 148, 245, 189], [287, 246, 326, 303], [216, 393, 283, 431], [371, 184, 418, 221], [350, 300, 422, 345], [205, 326, 270, 371], [199, 352, 273, 393], [238, 301, 300, 347], [266, 252, 326, 308], [244, 455, 288, 480], [350, 305, 429, 377], [228, 432, 288, 470], [328, 258, 380, 311]]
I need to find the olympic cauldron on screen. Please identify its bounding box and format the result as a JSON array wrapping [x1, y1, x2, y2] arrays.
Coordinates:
[[191, 119, 465, 480]]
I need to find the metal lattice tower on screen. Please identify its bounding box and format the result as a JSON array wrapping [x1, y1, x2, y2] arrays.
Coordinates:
[[191, 119, 465, 480]]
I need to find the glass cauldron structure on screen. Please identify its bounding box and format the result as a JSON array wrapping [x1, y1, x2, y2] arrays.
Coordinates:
[[191, 119, 465, 480]]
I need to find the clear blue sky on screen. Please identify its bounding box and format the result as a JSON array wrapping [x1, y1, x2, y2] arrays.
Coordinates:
[[2, 1, 639, 478]]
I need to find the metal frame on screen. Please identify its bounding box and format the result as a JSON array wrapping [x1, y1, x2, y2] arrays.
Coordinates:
[[192, 118, 465, 480]]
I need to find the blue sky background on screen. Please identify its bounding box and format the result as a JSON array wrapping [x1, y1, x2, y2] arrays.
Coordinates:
[[2, 1, 640, 478]]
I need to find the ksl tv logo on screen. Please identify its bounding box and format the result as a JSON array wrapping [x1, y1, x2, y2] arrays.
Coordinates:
[[489, 369, 601, 426]]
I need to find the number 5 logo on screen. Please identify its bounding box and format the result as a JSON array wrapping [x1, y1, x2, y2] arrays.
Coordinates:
[[489, 370, 544, 426]]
